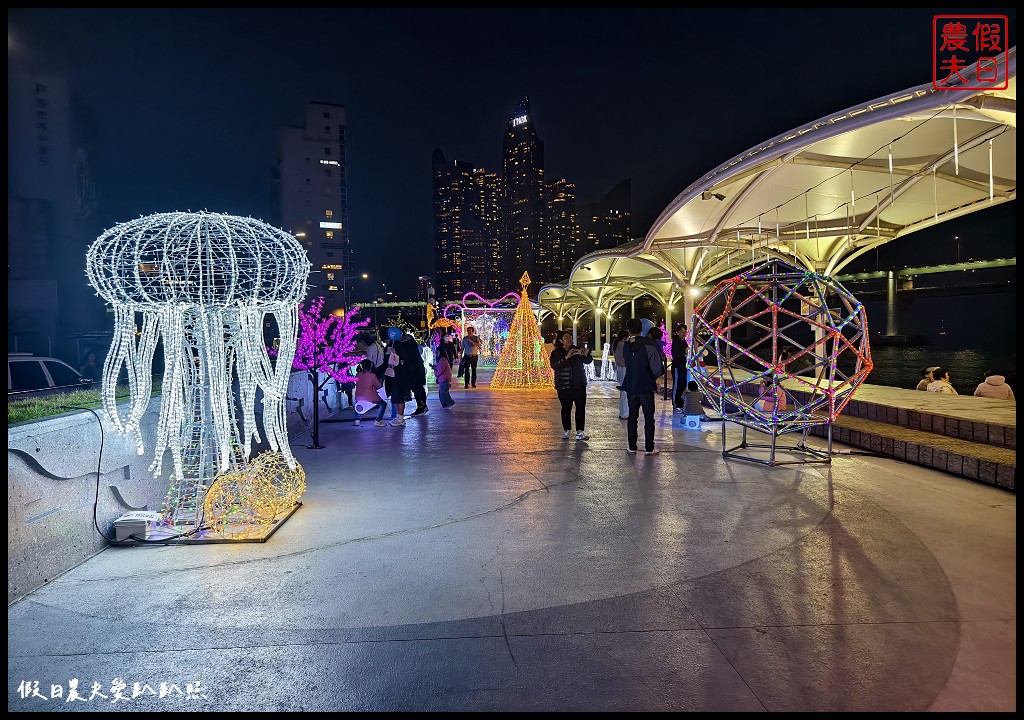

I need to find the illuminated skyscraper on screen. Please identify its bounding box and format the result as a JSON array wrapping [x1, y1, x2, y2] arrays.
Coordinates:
[[577, 178, 632, 256], [501, 97, 545, 289], [543, 178, 579, 280], [274, 102, 351, 314], [432, 150, 503, 302], [472, 169, 504, 290], [433, 98, 630, 297]]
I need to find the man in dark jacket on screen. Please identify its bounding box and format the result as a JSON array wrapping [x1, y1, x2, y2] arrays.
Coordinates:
[[396, 331, 429, 416], [622, 318, 665, 455], [670, 324, 689, 412]]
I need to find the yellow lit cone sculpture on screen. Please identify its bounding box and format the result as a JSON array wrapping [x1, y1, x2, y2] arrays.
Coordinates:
[[490, 272, 555, 389]]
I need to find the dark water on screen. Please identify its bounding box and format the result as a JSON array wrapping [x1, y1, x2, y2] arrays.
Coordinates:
[[708, 288, 1017, 397], [854, 346, 1016, 396]]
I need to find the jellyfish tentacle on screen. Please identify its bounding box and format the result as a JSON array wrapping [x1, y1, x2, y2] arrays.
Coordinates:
[[151, 306, 185, 478], [271, 305, 300, 468], [124, 310, 159, 452], [198, 307, 232, 474], [236, 306, 263, 456], [102, 304, 134, 433]]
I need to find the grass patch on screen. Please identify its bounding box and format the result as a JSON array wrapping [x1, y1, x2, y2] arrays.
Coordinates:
[[8, 381, 163, 426]]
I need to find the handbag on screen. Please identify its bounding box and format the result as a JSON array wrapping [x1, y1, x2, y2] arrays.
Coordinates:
[[457, 358, 466, 378]]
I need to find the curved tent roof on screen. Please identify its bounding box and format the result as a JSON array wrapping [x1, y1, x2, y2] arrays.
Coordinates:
[[540, 47, 1016, 317]]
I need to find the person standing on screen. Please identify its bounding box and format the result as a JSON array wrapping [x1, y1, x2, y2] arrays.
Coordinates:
[[461, 325, 482, 388], [926, 367, 958, 395], [434, 351, 456, 408], [612, 329, 630, 419], [383, 328, 407, 425], [974, 370, 1015, 400], [670, 324, 689, 413], [397, 330, 429, 415], [549, 330, 593, 441], [438, 333, 457, 367], [647, 325, 668, 397], [622, 318, 665, 456]]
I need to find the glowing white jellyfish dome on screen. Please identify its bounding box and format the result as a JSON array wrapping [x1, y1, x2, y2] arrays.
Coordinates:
[[86, 211, 309, 309], [85, 212, 311, 493]]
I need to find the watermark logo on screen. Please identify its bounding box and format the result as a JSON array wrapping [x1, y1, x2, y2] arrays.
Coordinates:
[[15, 679, 207, 703], [933, 15, 1009, 90]]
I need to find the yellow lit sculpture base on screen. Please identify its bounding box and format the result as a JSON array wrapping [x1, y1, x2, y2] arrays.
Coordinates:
[[199, 451, 306, 542]]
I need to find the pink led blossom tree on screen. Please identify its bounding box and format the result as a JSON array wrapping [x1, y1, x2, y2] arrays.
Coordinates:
[[658, 321, 671, 358], [274, 296, 369, 449], [659, 321, 672, 396]]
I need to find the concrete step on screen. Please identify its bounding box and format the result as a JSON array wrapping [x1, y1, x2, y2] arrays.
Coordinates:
[[807, 414, 1016, 492]]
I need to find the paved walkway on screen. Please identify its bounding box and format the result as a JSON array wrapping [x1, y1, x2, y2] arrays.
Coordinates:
[[7, 374, 1017, 711]]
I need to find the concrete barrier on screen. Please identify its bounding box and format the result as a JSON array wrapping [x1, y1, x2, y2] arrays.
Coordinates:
[[7, 369, 350, 604]]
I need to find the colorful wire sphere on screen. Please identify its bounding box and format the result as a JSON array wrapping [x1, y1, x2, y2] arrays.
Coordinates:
[[687, 258, 873, 435]]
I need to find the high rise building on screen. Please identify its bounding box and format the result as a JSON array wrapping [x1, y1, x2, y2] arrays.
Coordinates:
[[273, 102, 351, 314], [8, 73, 103, 362], [501, 97, 545, 289], [432, 150, 504, 302], [543, 178, 579, 280], [472, 169, 504, 293], [577, 178, 632, 257], [432, 98, 630, 297]]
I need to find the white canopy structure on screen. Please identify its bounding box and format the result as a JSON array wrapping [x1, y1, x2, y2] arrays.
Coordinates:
[[539, 47, 1016, 343]]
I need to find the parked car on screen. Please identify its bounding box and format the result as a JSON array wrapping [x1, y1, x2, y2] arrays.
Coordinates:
[[7, 353, 98, 399]]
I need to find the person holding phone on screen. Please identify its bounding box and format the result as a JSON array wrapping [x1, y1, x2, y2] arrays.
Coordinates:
[[461, 325, 483, 388], [549, 330, 594, 441]]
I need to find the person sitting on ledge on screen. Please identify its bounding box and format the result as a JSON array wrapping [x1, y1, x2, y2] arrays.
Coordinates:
[[755, 375, 788, 412], [926, 367, 958, 395], [973, 369, 1015, 401], [916, 366, 938, 391]]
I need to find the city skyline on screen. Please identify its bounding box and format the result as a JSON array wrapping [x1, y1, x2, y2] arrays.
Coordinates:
[[433, 96, 631, 303], [9, 8, 1015, 301]]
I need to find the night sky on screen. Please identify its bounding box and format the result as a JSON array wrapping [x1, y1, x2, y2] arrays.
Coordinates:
[[7, 8, 1017, 299]]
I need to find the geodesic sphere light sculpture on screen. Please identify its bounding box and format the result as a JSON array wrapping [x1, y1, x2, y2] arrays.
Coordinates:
[[85, 211, 310, 528], [687, 258, 873, 435]]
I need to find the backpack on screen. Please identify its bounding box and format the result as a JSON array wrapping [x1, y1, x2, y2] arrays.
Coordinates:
[[623, 338, 662, 395]]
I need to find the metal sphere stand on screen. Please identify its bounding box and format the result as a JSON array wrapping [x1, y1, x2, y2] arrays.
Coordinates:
[[720, 417, 833, 467]]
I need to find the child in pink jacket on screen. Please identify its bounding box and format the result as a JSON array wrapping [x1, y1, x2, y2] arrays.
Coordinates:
[[354, 359, 388, 426], [434, 354, 456, 409]]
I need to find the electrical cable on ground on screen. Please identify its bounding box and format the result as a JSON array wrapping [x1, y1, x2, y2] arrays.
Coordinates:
[[57, 405, 208, 546]]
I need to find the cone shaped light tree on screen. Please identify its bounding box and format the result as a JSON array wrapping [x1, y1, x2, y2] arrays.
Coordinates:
[[490, 271, 555, 389]]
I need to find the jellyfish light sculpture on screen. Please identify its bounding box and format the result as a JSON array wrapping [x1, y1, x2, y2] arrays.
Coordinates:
[[687, 258, 872, 466], [86, 211, 310, 529]]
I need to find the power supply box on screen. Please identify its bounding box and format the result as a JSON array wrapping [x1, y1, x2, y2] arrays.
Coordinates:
[[113, 511, 163, 542]]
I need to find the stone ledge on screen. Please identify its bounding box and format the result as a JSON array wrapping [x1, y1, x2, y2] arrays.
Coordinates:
[[810, 415, 1016, 492]]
